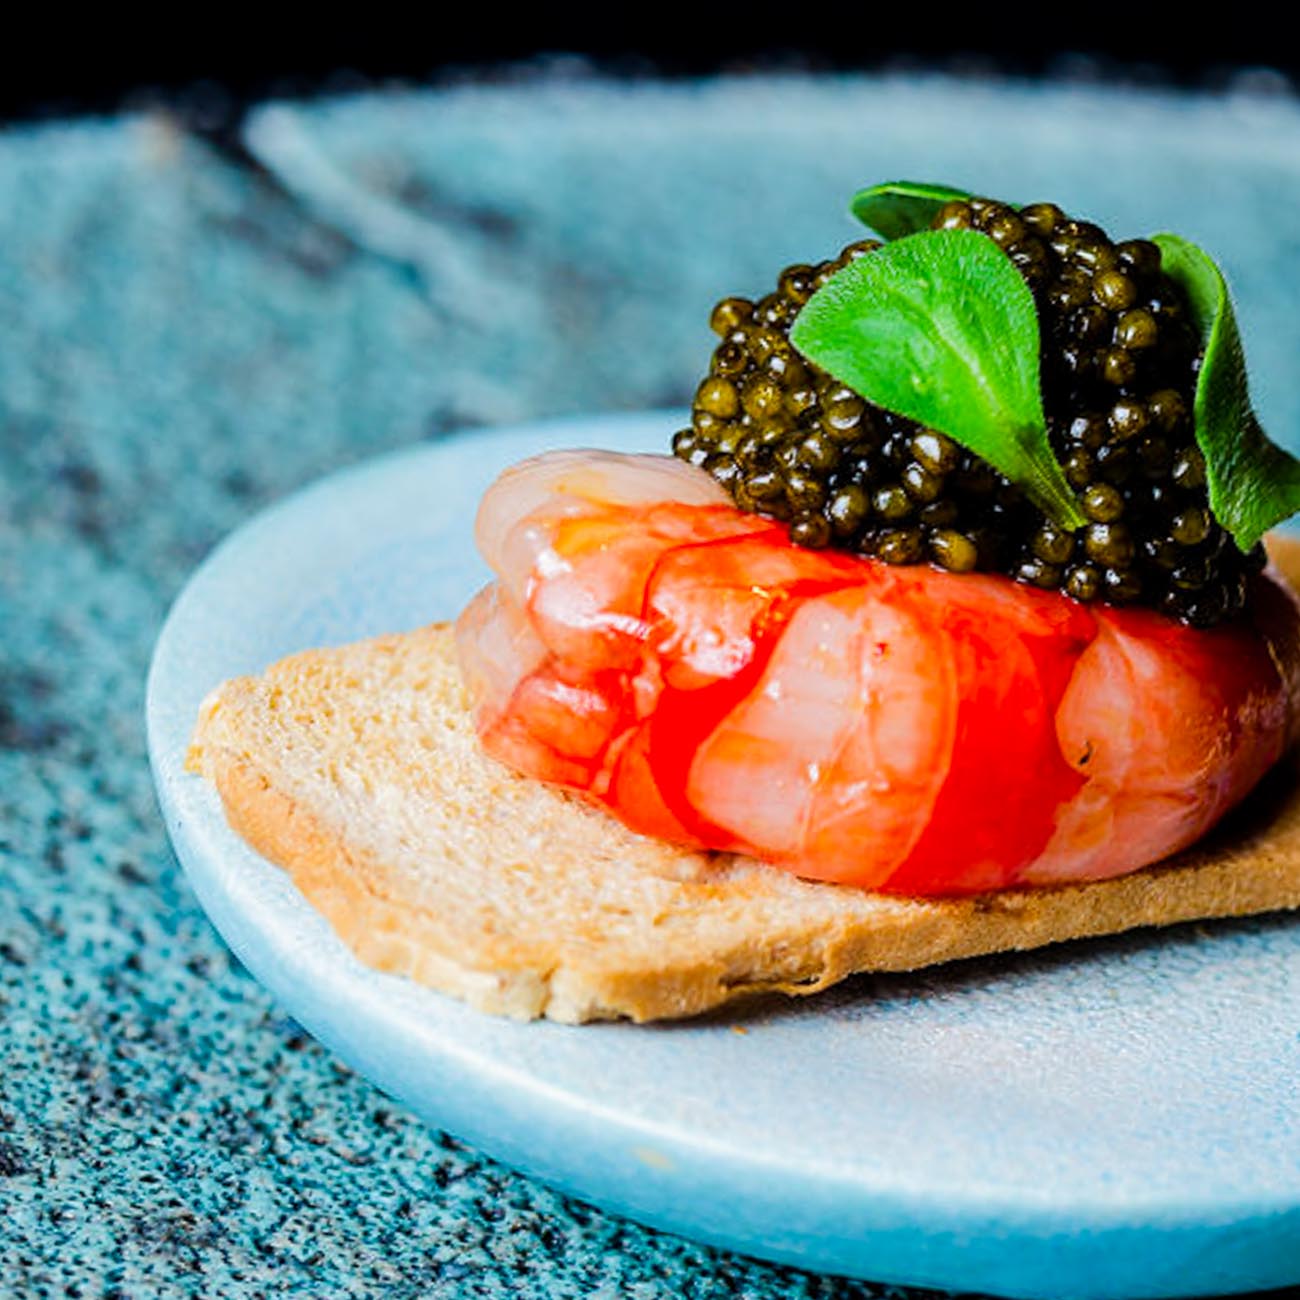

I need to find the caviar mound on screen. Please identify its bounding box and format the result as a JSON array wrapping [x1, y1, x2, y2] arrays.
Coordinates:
[[672, 196, 1266, 627]]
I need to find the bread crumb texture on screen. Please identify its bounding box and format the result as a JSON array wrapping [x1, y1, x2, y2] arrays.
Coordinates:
[[187, 610, 1300, 1023]]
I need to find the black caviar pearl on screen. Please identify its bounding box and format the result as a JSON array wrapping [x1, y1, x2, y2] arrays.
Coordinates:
[[985, 211, 1028, 248], [877, 527, 924, 564], [973, 201, 1014, 231], [796, 432, 840, 472], [1117, 239, 1161, 277], [1069, 413, 1110, 450], [710, 297, 752, 335], [1021, 201, 1066, 236], [1073, 241, 1120, 274], [1032, 524, 1076, 565], [1093, 270, 1138, 311], [744, 468, 785, 502], [778, 264, 816, 304], [790, 512, 831, 548], [1069, 219, 1108, 243], [742, 376, 785, 421], [1048, 278, 1093, 313], [691, 409, 727, 438], [1017, 557, 1063, 589], [902, 463, 943, 504], [1100, 347, 1138, 387], [1082, 483, 1125, 523], [756, 293, 798, 328], [704, 453, 742, 488], [812, 259, 840, 288], [673, 429, 701, 461], [1171, 506, 1211, 547], [930, 529, 980, 572], [1103, 566, 1143, 603], [1065, 564, 1102, 602], [765, 351, 808, 388], [785, 470, 828, 511], [1171, 445, 1206, 489], [711, 341, 748, 377], [696, 377, 741, 419], [1063, 447, 1095, 489], [873, 483, 914, 521], [1086, 522, 1136, 567], [745, 326, 784, 365], [822, 391, 867, 436], [1149, 389, 1190, 434], [933, 200, 974, 230], [785, 385, 818, 419], [1108, 400, 1149, 442], [1115, 308, 1159, 350], [910, 430, 960, 474], [828, 484, 869, 537], [1048, 230, 1083, 261]]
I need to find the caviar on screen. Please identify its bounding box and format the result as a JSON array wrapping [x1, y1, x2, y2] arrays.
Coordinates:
[[673, 198, 1265, 626]]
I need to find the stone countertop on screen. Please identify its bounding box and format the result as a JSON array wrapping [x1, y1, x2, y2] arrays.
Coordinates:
[[4, 75, 1300, 1298]]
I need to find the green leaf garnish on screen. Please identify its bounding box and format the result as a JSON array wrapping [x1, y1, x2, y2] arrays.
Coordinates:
[[850, 181, 973, 241], [1153, 233, 1300, 553], [791, 229, 1086, 531]]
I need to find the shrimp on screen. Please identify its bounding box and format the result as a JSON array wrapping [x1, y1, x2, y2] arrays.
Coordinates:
[[455, 449, 1300, 897]]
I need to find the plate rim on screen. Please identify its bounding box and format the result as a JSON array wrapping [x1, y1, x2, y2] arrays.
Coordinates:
[[146, 411, 1300, 1300]]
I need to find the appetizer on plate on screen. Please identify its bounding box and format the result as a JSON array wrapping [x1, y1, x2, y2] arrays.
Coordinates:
[[189, 183, 1300, 1022]]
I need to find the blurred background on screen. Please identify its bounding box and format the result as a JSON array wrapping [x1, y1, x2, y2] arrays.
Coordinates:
[[7, 21, 1300, 1300]]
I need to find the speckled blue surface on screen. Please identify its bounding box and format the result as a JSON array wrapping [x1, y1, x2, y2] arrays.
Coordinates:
[[6, 76, 1300, 1298]]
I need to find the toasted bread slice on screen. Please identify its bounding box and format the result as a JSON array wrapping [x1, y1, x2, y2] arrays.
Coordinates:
[[187, 541, 1300, 1023]]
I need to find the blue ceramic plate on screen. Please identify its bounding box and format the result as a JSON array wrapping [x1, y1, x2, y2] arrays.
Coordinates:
[[148, 411, 1300, 1300]]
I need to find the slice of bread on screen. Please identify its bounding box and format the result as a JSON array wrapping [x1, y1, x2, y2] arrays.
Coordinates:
[[186, 541, 1300, 1024]]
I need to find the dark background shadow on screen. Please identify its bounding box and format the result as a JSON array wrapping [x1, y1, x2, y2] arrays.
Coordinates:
[[5, 15, 1298, 124]]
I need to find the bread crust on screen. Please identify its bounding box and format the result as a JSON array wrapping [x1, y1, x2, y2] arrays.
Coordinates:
[[186, 538, 1300, 1023]]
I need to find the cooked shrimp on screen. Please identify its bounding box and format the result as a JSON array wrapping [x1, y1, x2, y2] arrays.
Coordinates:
[[456, 449, 1300, 896]]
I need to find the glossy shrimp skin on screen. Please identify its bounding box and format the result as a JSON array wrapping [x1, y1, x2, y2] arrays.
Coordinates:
[[455, 450, 1300, 897]]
